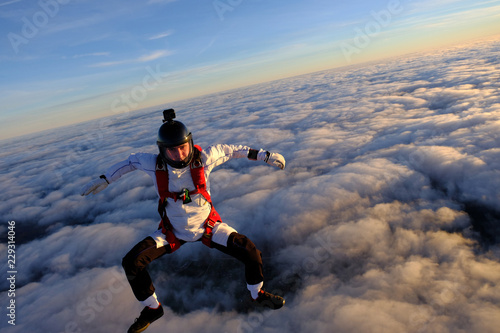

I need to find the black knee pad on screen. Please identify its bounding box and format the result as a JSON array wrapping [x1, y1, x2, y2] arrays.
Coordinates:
[[228, 233, 263, 264]]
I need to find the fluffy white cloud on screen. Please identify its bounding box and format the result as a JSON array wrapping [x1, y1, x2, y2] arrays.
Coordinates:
[[1, 38, 500, 332]]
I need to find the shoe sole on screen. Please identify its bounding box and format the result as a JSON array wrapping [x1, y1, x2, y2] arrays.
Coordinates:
[[128, 323, 150, 333], [255, 298, 285, 310]]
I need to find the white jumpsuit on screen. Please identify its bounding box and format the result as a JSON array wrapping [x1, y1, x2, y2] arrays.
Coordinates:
[[104, 144, 267, 247]]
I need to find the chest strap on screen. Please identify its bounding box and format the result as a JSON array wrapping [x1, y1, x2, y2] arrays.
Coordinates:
[[155, 146, 221, 250]]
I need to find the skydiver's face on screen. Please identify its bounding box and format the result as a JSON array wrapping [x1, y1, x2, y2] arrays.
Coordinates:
[[165, 142, 190, 162]]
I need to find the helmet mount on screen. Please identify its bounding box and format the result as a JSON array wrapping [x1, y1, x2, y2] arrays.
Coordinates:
[[157, 109, 194, 169], [162, 108, 176, 123]]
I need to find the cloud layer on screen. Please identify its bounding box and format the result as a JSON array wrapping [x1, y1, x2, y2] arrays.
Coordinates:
[[1, 38, 500, 332]]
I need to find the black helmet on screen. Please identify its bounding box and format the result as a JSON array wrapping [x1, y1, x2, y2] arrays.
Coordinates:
[[157, 110, 194, 168]]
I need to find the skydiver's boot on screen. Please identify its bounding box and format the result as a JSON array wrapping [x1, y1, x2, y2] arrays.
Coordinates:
[[127, 304, 164, 333], [252, 289, 285, 310]]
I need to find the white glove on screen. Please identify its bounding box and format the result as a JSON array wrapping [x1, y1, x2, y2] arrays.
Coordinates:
[[80, 176, 109, 196], [264, 152, 286, 170]]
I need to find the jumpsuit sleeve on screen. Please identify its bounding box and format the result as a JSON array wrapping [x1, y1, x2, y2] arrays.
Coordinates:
[[104, 153, 157, 184], [203, 144, 268, 174]]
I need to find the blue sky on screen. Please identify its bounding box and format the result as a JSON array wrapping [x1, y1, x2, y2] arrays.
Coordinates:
[[1, 0, 499, 140]]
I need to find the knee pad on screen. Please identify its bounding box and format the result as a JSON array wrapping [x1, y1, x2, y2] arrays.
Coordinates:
[[122, 252, 143, 277], [228, 233, 262, 264]]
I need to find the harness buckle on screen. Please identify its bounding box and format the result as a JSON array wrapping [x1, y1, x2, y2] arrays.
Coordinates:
[[179, 188, 192, 204], [202, 222, 215, 247], [206, 218, 217, 229]]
